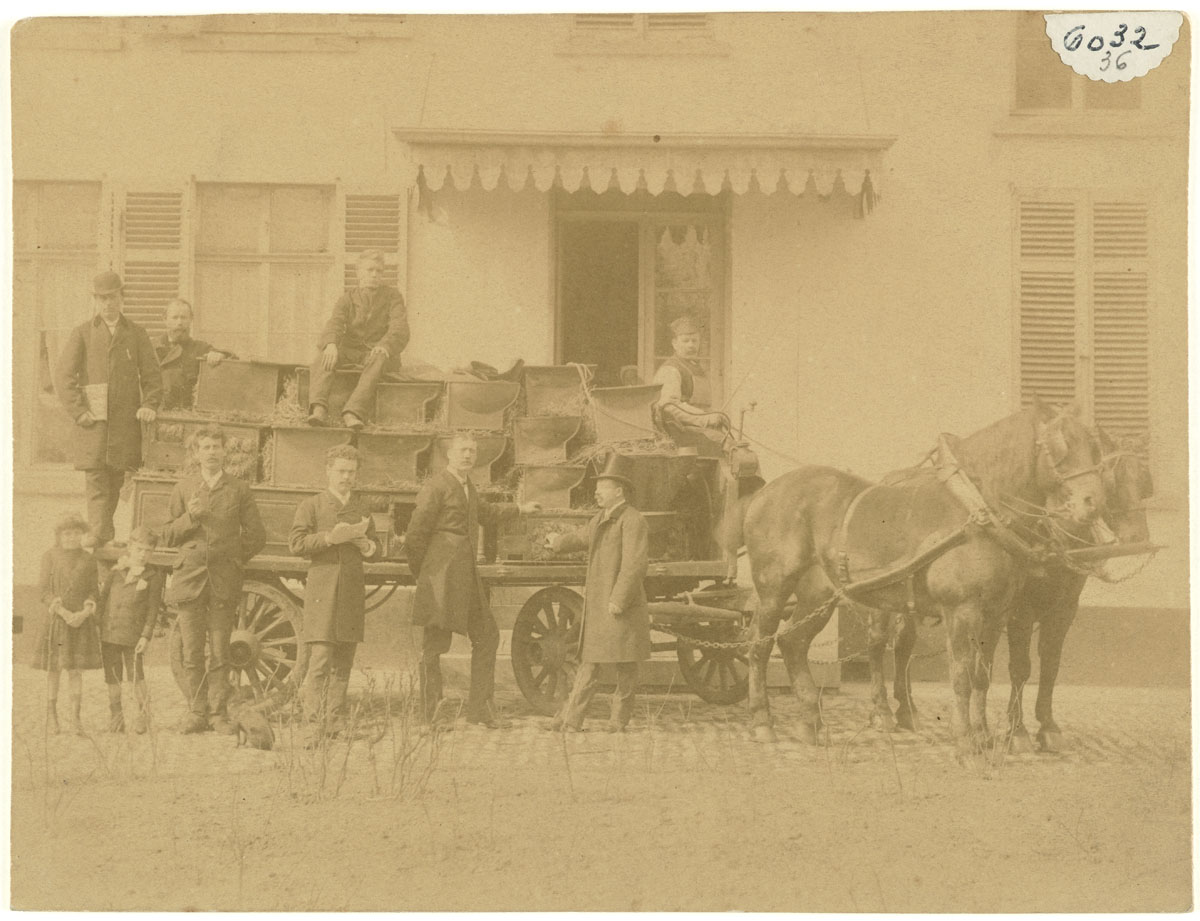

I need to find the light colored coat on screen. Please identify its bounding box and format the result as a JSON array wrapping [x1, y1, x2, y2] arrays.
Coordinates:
[[557, 503, 651, 663]]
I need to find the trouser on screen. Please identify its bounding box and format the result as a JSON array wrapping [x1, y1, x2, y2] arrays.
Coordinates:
[[560, 661, 640, 730], [308, 348, 402, 423], [300, 641, 357, 721], [85, 466, 126, 542], [420, 609, 499, 721], [175, 587, 236, 718]]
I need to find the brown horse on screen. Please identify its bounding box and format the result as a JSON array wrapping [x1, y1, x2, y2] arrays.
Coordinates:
[[736, 400, 1104, 755], [1003, 430, 1154, 753]]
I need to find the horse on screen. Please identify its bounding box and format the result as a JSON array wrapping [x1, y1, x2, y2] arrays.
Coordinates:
[[734, 399, 1104, 756], [1003, 429, 1154, 753]]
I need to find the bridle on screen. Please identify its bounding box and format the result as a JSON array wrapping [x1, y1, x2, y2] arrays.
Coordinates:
[[1035, 419, 1104, 489], [1101, 450, 1150, 513]]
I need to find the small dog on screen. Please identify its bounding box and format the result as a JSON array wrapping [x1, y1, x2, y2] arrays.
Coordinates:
[[226, 687, 275, 751]]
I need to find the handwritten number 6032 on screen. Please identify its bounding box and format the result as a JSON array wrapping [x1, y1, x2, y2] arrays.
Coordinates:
[[1064, 24, 1159, 53]]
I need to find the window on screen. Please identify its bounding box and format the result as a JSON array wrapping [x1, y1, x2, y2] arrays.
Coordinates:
[[14, 181, 104, 466], [1016, 192, 1150, 441], [565, 12, 721, 54], [1015, 12, 1140, 112], [195, 184, 334, 360], [556, 190, 726, 398]]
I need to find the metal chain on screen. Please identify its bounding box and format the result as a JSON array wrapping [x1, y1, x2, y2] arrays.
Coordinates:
[[1048, 547, 1159, 584]]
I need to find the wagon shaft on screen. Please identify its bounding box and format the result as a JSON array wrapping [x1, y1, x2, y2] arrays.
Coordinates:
[[649, 601, 743, 624]]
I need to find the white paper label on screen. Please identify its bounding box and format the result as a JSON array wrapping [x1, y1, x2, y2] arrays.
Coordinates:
[[1044, 12, 1183, 83]]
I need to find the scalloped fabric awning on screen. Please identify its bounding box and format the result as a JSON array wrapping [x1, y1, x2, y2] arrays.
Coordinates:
[[396, 130, 895, 198]]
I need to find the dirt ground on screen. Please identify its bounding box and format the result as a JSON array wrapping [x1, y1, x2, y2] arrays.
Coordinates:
[[10, 666, 1192, 912]]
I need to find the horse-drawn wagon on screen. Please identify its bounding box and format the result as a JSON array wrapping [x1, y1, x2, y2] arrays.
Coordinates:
[[126, 358, 766, 716]]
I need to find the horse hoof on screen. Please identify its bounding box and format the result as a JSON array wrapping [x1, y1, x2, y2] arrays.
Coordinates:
[[751, 725, 778, 744], [1037, 729, 1066, 753], [873, 709, 897, 733], [1007, 729, 1034, 754], [895, 709, 921, 733]]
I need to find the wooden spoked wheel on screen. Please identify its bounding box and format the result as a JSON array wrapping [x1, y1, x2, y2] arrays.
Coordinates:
[[674, 622, 750, 705], [228, 580, 302, 698], [511, 586, 582, 716]]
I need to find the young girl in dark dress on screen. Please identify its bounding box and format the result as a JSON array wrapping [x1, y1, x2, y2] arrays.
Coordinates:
[[32, 514, 102, 734]]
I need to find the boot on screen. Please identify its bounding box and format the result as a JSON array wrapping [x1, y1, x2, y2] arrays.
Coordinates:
[[47, 700, 60, 735], [107, 685, 125, 733], [306, 404, 328, 426], [70, 694, 84, 735]]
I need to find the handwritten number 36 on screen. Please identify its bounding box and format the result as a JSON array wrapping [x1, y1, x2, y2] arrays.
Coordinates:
[[1064, 24, 1159, 53], [1099, 50, 1132, 71]]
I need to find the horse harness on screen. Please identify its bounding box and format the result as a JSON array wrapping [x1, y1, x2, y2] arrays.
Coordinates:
[[829, 435, 1093, 617]]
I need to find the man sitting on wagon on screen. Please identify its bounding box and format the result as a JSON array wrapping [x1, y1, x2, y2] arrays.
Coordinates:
[[306, 249, 410, 431], [154, 298, 238, 411], [652, 314, 730, 454]]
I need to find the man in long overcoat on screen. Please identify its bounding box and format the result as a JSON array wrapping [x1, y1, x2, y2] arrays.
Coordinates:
[[160, 424, 266, 733], [289, 444, 380, 734], [154, 298, 237, 410], [405, 433, 539, 727], [54, 271, 162, 545], [544, 453, 651, 732]]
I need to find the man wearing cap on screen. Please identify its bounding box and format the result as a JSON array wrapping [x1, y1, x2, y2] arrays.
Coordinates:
[[306, 249, 409, 431], [652, 314, 729, 452], [542, 453, 651, 733], [55, 271, 162, 546]]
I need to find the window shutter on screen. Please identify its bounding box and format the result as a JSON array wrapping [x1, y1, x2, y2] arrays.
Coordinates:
[[1018, 200, 1078, 407], [646, 13, 709, 31], [343, 194, 401, 290], [1092, 203, 1150, 439], [574, 13, 636, 30], [122, 190, 183, 335]]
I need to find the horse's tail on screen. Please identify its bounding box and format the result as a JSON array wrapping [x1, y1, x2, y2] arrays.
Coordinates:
[[718, 477, 766, 579]]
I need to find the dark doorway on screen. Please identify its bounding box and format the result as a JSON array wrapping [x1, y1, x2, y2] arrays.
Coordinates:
[[557, 220, 639, 387]]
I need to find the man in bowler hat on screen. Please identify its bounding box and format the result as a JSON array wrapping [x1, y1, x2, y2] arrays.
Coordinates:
[[542, 452, 651, 732], [54, 271, 162, 546]]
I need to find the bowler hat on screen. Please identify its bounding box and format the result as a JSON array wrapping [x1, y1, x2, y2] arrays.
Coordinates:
[[92, 271, 124, 296], [594, 451, 636, 495]]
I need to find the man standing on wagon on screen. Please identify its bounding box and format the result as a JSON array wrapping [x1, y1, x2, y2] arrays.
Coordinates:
[[54, 270, 162, 547], [160, 424, 266, 734], [542, 453, 651, 733], [652, 314, 729, 453], [305, 249, 409, 431], [405, 434, 541, 728]]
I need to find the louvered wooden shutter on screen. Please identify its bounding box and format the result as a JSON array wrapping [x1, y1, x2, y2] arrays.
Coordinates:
[[574, 13, 636, 30], [121, 190, 183, 335], [1091, 203, 1150, 439], [646, 13, 709, 32], [1018, 200, 1078, 407], [343, 194, 401, 290]]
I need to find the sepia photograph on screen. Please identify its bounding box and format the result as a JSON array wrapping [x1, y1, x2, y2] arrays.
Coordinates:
[[7, 9, 1191, 911]]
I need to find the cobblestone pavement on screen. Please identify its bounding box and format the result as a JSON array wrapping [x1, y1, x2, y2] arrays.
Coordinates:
[[11, 665, 1190, 789]]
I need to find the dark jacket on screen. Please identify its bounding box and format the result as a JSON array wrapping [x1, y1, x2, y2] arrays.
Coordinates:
[[39, 547, 99, 612], [160, 473, 266, 605], [556, 503, 651, 663], [405, 470, 517, 635], [153, 332, 237, 410], [99, 562, 156, 647], [317, 286, 410, 362], [54, 314, 162, 471], [288, 491, 379, 644]]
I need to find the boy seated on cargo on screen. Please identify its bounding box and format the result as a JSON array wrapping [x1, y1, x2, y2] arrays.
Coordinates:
[[652, 314, 729, 453], [306, 249, 410, 431]]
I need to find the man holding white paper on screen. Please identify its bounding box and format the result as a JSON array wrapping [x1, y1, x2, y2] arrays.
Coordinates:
[[54, 271, 162, 546]]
